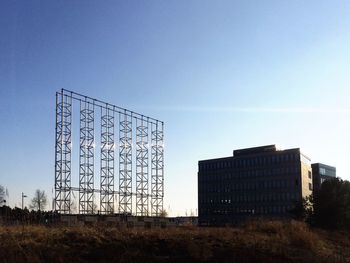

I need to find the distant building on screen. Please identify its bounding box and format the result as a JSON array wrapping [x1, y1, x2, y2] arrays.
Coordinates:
[[311, 163, 336, 192], [198, 145, 312, 226]]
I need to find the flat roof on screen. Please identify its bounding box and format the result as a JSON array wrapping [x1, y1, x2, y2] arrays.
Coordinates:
[[199, 144, 305, 163], [233, 144, 277, 157], [311, 163, 336, 170]]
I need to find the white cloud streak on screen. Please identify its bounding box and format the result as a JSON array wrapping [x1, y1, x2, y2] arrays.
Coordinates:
[[143, 106, 350, 114]]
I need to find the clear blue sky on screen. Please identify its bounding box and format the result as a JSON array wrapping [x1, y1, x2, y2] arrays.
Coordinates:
[[1, 1, 350, 215]]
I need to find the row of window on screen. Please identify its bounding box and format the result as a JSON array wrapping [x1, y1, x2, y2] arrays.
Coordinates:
[[199, 166, 301, 181], [318, 167, 336, 177], [199, 179, 299, 192], [199, 191, 300, 203], [201, 205, 294, 215], [199, 153, 301, 171]]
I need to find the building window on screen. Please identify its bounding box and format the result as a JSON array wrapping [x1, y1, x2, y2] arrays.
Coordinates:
[[320, 168, 326, 175], [308, 171, 312, 179], [309, 183, 312, 191]]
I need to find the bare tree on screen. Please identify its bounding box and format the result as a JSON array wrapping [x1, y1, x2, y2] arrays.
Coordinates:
[[30, 189, 47, 211], [93, 201, 99, 214], [70, 199, 78, 214], [160, 209, 168, 217], [70, 192, 78, 214], [0, 185, 5, 205]]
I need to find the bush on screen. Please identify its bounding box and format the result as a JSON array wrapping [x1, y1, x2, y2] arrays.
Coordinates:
[[311, 178, 350, 231]]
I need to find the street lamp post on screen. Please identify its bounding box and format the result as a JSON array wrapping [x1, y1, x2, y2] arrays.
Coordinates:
[[21, 192, 27, 210]]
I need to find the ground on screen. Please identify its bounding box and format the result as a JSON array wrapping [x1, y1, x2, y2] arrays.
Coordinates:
[[0, 220, 349, 263]]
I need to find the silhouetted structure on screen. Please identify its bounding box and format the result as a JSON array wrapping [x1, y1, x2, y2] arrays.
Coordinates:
[[55, 89, 164, 216], [198, 145, 313, 225], [311, 163, 336, 193]]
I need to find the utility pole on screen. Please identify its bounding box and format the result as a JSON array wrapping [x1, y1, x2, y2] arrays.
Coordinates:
[[21, 192, 27, 210]]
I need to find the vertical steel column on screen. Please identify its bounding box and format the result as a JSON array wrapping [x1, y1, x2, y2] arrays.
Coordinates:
[[100, 106, 115, 214], [159, 122, 164, 215], [151, 121, 164, 216], [54, 92, 63, 212], [79, 99, 95, 214], [136, 117, 149, 216], [54, 92, 72, 213], [119, 111, 132, 214]]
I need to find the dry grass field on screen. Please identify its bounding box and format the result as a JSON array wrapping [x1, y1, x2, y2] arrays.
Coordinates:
[[0, 220, 349, 263]]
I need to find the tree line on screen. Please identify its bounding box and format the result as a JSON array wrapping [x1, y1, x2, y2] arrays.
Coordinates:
[[0, 186, 48, 211], [291, 177, 350, 231], [1, 178, 350, 230]]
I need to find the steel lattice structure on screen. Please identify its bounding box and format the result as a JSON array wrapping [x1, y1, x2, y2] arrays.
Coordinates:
[[54, 89, 164, 216], [79, 100, 95, 214], [55, 93, 72, 213], [151, 122, 164, 216], [100, 107, 114, 214], [119, 112, 133, 214], [136, 117, 149, 216]]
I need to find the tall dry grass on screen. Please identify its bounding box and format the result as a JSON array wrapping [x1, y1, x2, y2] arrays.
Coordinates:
[[0, 220, 349, 263]]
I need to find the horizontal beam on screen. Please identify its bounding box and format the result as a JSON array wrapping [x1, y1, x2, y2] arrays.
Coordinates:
[[57, 187, 157, 198], [59, 89, 163, 125]]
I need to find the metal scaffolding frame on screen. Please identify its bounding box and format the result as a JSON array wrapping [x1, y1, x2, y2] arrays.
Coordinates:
[[79, 99, 95, 214], [136, 117, 149, 216], [54, 89, 164, 215], [100, 106, 115, 214], [54, 92, 72, 213], [119, 112, 133, 214], [151, 122, 164, 216]]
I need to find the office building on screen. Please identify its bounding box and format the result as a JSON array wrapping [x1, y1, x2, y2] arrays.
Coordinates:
[[311, 163, 336, 192], [198, 145, 312, 225]]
